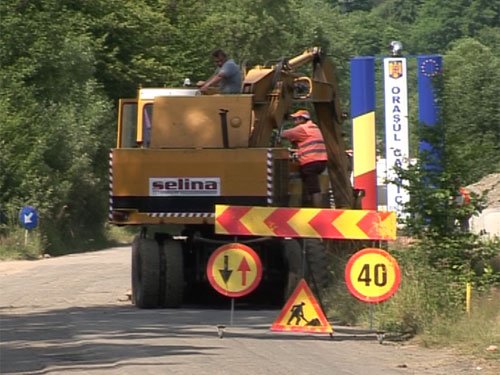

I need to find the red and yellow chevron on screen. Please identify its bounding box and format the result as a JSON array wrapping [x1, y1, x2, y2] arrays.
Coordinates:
[[215, 205, 396, 240]]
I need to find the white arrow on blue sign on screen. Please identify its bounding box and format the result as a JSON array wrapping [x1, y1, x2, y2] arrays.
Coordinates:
[[19, 206, 38, 230]]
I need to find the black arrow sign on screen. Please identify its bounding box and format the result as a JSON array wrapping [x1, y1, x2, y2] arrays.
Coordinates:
[[219, 254, 232, 283]]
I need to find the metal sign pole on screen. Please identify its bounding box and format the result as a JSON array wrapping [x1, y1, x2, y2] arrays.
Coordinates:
[[230, 236, 238, 326], [230, 298, 235, 326], [301, 238, 306, 278]]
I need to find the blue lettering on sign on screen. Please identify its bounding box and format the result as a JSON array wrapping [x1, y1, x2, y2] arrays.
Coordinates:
[[391, 84, 404, 164]]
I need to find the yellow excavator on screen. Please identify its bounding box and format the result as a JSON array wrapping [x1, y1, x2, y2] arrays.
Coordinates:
[[110, 47, 355, 308]]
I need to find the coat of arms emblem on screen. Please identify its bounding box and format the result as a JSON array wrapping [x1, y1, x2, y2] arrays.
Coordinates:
[[389, 60, 403, 79]]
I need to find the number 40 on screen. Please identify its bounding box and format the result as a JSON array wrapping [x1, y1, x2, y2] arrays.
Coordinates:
[[357, 263, 387, 287]]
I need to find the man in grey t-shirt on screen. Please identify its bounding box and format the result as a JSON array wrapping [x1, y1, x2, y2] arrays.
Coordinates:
[[197, 49, 242, 94]]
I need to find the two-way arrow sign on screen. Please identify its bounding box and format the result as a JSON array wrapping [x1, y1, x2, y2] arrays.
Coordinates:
[[207, 243, 262, 298]]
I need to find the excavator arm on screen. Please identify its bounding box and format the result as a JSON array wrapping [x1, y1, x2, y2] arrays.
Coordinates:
[[310, 49, 354, 209], [242, 47, 354, 208]]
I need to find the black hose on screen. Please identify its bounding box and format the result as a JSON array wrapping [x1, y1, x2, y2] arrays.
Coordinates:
[[219, 109, 229, 148], [193, 233, 273, 245]]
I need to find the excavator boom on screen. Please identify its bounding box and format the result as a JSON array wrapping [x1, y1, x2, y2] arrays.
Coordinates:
[[242, 47, 354, 207]]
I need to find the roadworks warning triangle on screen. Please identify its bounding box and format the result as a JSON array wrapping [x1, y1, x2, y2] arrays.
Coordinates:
[[271, 279, 333, 334]]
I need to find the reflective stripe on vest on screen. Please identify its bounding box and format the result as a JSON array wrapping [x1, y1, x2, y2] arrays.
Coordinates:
[[297, 122, 327, 165]]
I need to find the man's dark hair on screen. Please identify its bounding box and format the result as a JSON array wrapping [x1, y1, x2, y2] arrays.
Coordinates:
[[212, 49, 227, 59]]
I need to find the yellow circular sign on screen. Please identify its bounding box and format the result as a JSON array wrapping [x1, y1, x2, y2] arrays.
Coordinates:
[[345, 248, 401, 303], [207, 243, 262, 297]]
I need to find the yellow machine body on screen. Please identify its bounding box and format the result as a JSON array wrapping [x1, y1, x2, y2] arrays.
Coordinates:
[[110, 147, 290, 225], [150, 95, 253, 148]]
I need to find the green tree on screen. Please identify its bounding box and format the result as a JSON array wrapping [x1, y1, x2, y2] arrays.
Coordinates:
[[0, 1, 113, 252], [477, 26, 500, 56], [60, 0, 182, 102], [372, 0, 422, 23], [442, 38, 500, 184], [408, 0, 500, 54], [335, 0, 375, 13]]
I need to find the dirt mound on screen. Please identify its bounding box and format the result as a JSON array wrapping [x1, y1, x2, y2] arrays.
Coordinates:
[[466, 173, 500, 208]]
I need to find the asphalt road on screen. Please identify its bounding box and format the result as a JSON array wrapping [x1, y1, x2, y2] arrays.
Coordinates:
[[0, 246, 495, 374]]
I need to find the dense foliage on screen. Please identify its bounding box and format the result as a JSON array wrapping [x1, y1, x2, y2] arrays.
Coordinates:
[[380, 59, 500, 334], [1, 0, 499, 253]]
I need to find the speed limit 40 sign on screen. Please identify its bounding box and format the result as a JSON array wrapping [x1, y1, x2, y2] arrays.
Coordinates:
[[345, 248, 401, 303]]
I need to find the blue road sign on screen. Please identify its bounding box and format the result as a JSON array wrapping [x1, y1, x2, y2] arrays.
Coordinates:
[[19, 206, 38, 230]]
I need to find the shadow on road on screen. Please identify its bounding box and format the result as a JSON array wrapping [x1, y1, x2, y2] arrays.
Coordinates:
[[0, 304, 384, 374]]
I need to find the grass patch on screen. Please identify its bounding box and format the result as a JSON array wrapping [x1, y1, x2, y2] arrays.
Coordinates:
[[324, 278, 368, 325], [0, 223, 139, 260], [417, 288, 500, 360], [44, 224, 139, 256], [0, 227, 45, 260], [103, 224, 138, 245]]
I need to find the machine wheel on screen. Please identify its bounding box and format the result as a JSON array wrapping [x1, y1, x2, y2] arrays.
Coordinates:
[[131, 235, 160, 308], [161, 239, 184, 307], [305, 239, 330, 297], [282, 239, 302, 300]]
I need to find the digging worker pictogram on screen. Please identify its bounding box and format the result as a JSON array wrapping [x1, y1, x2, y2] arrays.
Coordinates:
[[287, 301, 307, 325], [271, 279, 333, 333]]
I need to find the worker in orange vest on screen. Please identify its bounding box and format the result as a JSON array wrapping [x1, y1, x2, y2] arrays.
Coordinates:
[[457, 187, 471, 230], [459, 187, 470, 205], [281, 110, 327, 207]]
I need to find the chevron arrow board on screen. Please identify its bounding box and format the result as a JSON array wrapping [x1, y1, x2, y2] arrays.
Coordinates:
[[215, 205, 396, 240]]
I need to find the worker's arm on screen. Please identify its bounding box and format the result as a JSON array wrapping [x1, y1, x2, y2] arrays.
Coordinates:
[[281, 126, 307, 143], [197, 72, 225, 92]]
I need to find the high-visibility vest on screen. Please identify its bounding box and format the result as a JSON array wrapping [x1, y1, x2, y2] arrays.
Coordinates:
[[459, 187, 470, 206], [295, 122, 327, 166]]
